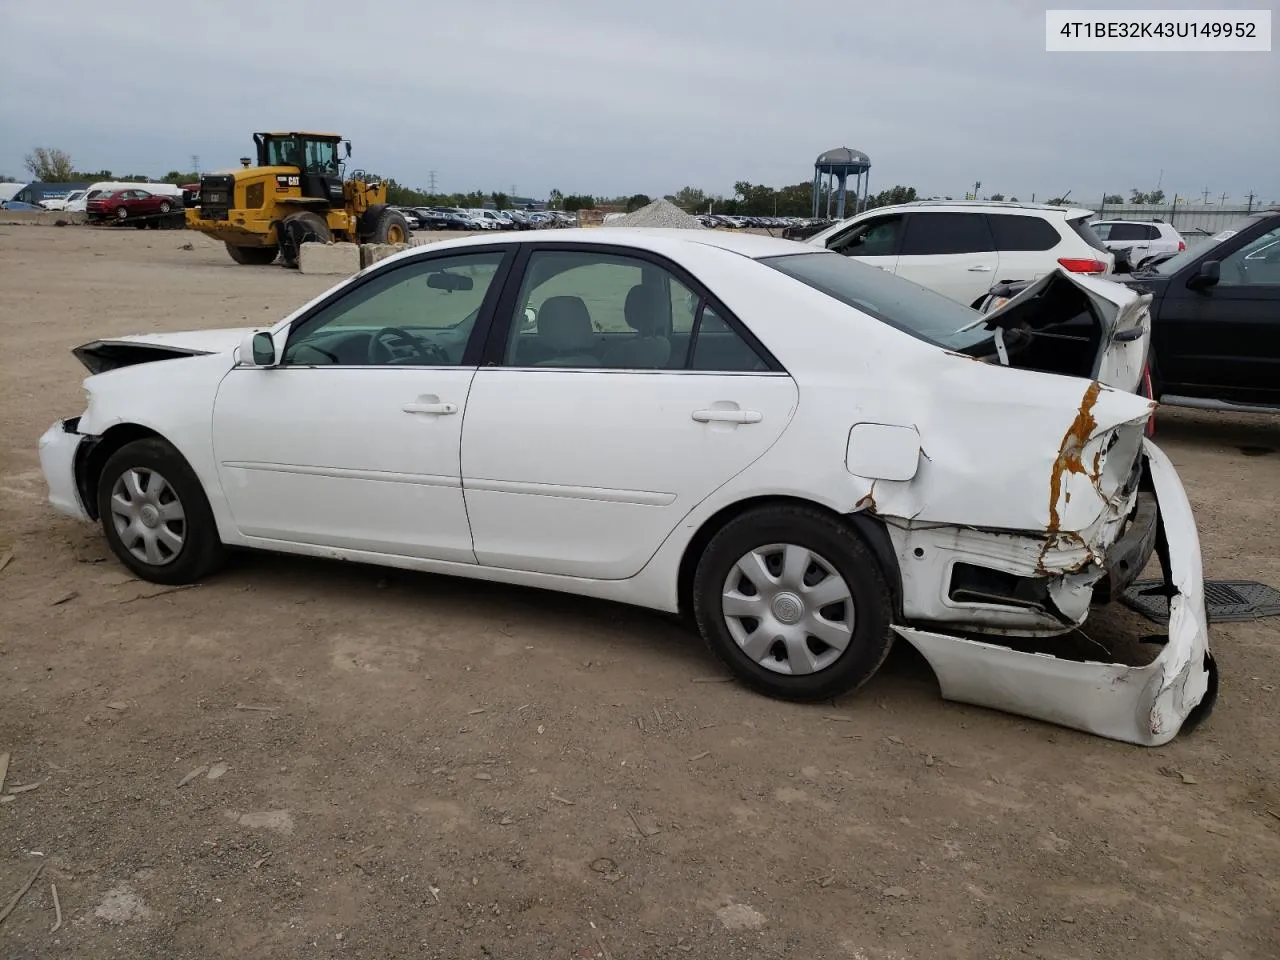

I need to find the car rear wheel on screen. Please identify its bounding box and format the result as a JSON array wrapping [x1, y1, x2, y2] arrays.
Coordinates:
[[159, 200, 171, 213], [116, 206, 129, 220], [693, 505, 894, 702], [96, 438, 225, 585]]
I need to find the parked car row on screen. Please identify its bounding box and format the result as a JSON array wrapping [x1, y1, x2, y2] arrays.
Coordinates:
[[393, 206, 580, 233], [698, 214, 828, 232]]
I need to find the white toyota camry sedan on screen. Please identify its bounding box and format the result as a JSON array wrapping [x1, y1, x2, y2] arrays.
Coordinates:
[[38, 229, 1216, 745]]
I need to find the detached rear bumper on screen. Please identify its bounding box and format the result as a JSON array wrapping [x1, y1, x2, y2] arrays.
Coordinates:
[[38, 418, 90, 521], [894, 440, 1215, 747]]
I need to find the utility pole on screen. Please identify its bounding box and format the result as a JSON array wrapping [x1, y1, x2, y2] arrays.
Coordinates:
[[1218, 191, 1228, 206], [427, 169, 438, 193], [1201, 187, 1210, 204], [1246, 190, 1255, 212], [191, 155, 200, 175]]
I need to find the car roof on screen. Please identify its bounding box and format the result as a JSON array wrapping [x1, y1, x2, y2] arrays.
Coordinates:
[[392, 227, 809, 261]]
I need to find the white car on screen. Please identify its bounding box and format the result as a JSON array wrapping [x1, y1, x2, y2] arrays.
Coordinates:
[[38, 229, 1214, 746], [38, 189, 85, 212], [806, 200, 1115, 307], [1090, 219, 1186, 269]]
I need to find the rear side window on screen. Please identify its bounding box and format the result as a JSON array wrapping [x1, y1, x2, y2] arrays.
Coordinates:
[[988, 214, 1061, 251], [900, 213, 995, 256], [1067, 216, 1111, 254], [1106, 222, 1155, 242]]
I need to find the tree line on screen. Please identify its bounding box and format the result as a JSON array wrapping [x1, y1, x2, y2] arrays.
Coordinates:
[[15, 144, 1181, 216]]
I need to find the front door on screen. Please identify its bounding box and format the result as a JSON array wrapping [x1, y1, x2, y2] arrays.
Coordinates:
[[211, 246, 512, 561], [460, 246, 799, 579], [1157, 222, 1280, 404], [895, 211, 1001, 306]]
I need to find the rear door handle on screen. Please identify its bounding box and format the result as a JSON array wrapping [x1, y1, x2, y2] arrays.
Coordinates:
[[403, 401, 457, 415], [692, 409, 762, 424], [967, 265, 994, 272]]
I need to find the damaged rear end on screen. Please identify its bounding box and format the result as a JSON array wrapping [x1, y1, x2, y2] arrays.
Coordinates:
[[893, 438, 1215, 746], [865, 274, 1213, 745]]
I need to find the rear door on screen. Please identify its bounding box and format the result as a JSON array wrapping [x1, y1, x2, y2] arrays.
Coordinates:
[[988, 213, 1064, 285], [895, 212, 999, 306]]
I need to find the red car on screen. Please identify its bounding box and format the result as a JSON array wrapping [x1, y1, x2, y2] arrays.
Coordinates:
[[86, 188, 177, 222]]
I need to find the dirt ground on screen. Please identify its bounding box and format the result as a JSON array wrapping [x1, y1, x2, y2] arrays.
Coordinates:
[[1, 225, 1278, 960]]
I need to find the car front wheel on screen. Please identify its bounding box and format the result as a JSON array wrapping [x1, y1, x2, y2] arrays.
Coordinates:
[[693, 505, 894, 702], [96, 438, 225, 585]]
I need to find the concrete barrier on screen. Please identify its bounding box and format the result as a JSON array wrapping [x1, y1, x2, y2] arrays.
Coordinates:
[[0, 211, 87, 226], [360, 243, 412, 269], [298, 242, 360, 275]]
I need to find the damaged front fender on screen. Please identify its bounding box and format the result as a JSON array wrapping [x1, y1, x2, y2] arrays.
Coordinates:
[[891, 439, 1214, 747]]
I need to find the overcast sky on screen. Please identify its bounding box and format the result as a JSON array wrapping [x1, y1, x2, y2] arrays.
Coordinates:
[[1, 0, 1276, 202]]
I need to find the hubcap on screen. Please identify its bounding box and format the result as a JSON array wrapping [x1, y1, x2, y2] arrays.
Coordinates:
[[721, 543, 855, 676], [109, 468, 186, 566]]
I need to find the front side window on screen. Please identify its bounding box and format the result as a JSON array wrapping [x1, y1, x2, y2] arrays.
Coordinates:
[[828, 214, 904, 257], [1217, 225, 1280, 287], [282, 251, 506, 366], [900, 213, 995, 256], [504, 249, 771, 372], [303, 140, 338, 173], [1151, 217, 1269, 276]]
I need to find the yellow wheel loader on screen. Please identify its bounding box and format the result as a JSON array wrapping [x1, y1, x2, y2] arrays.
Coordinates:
[[184, 132, 411, 267]]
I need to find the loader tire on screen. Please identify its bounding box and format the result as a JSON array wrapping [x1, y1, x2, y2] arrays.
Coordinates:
[[225, 243, 279, 266], [369, 208, 411, 245], [278, 211, 332, 269]]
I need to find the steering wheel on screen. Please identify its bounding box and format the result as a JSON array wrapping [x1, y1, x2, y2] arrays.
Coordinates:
[[366, 327, 448, 365]]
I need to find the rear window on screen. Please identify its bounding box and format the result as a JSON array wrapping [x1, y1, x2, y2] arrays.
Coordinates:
[[1104, 222, 1155, 242], [988, 214, 1061, 251], [1067, 216, 1111, 254], [759, 251, 992, 351]]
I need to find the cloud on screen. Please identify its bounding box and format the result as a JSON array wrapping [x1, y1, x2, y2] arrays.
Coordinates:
[[1, 0, 1274, 202]]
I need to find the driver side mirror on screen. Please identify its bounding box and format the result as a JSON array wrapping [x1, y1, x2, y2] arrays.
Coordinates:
[[1187, 259, 1220, 290], [521, 307, 537, 330], [343, 140, 352, 158], [239, 330, 277, 367]]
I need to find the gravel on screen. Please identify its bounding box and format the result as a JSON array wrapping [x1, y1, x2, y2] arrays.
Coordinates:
[[601, 198, 704, 229]]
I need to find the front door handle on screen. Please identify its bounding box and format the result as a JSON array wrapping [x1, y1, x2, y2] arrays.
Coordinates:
[[692, 409, 762, 424], [403, 401, 457, 415], [967, 265, 994, 272]]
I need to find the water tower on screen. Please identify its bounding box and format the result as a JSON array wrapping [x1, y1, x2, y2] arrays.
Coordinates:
[[812, 147, 871, 220]]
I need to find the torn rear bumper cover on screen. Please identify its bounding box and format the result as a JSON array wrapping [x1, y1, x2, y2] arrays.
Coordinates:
[[892, 440, 1215, 747]]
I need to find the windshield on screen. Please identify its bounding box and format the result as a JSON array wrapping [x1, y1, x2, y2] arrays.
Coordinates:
[[759, 251, 992, 351], [1149, 217, 1261, 275]]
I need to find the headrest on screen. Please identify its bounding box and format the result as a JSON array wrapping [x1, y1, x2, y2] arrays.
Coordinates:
[[624, 284, 664, 337], [538, 296, 594, 351]]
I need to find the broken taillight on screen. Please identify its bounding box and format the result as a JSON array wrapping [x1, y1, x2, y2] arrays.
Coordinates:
[[1057, 257, 1108, 274]]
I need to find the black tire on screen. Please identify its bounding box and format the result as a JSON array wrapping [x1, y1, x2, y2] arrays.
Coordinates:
[[692, 505, 894, 702], [225, 242, 280, 265], [116, 206, 129, 220], [278, 211, 331, 268], [159, 200, 172, 214], [96, 438, 225, 586], [369, 207, 411, 245]]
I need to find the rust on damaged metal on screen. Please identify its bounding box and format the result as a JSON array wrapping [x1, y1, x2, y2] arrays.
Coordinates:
[[1046, 380, 1102, 535]]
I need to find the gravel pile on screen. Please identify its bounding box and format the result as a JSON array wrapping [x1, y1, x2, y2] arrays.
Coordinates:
[[601, 198, 704, 229]]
